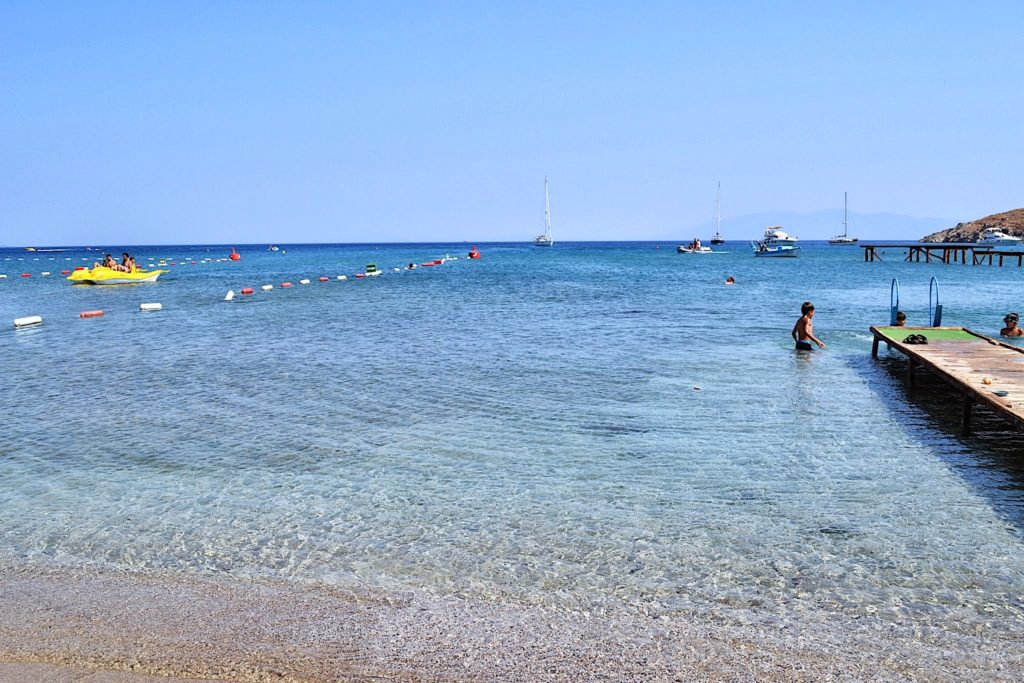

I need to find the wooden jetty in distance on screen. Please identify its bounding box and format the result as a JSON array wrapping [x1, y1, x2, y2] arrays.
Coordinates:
[[870, 325, 1024, 434], [861, 242, 1024, 266]]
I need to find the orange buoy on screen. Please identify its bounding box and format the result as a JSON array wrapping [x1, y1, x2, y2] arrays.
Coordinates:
[[241, 287, 254, 294], [433, 258, 442, 265], [79, 310, 104, 318], [421, 262, 434, 267], [74, 266, 86, 271], [355, 273, 365, 278], [468, 246, 481, 259], [21, 273, 31, 277], [229, 248, 241, 261], [61, 269, 71, 275], [281, 282, 293, 288], [318, 276, 329, 282]]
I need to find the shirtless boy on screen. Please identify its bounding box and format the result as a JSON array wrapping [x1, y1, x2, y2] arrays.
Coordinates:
[[792, 301, 826, 351]]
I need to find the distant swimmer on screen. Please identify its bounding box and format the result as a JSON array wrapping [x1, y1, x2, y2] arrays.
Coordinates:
[[894, 311, 906, 326], [1001, 312, 1023, 337], [792, 301, 825, 351], [725, 276, 735, 285]]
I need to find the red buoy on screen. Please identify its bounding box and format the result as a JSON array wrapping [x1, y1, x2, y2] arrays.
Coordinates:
[[61, 270, 71, 275], [21, 273, 30, 277], [74, 266, 86, 271], [79, 310, 104, 318], [241, 287, 254, 295], [229, 248, 241, 261], [468, 246, 481, 259], [318, 276, 329, 282], [433, 258, 442, 265], [355, 273, 366, 278], [281, 282, 293, 288]]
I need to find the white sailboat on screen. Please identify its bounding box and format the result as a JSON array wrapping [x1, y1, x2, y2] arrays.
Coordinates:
[[710, 182, 724, 244], [534, 177, 554, 246], [829, 192, 858, 244]]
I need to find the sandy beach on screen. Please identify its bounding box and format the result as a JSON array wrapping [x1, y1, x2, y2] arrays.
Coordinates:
[[1, 560, 1021, 682]]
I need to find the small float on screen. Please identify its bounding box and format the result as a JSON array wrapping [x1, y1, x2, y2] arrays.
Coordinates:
[[365, 264, 382, 277], [468, 246, 481, 259], [229, 248, 241, 261], [67, 267, 168, 285]]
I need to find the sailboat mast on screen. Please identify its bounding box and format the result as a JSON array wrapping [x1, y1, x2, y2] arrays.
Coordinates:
[[715, 181, 721, 236], [544, 176, 552, 238], [843, 191, 848, 238]]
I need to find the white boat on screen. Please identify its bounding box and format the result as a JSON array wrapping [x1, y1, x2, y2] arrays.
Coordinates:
[[751, 241, 800, 257], [534, 177, 554, 246], [828, 192, 859, 244], [710, 182, 725, 245], [677, 239, 712, 254], [977, 227, 1023, 248], [763, 226, 799, 247]]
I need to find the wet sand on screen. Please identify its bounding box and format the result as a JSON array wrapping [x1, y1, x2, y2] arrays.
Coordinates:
[[1, 560, 1021, 682]]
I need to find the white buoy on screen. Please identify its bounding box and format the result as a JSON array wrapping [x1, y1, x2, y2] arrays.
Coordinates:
[[261, 284, 273, 291], [394, 268, 401, 272], [224, 290, 235, 301], [337, 275, 347, 281], [14, 315, 42, 327], [299, 279, 310, 285], [0, 274, 8, 279], [140, 303, 162, 311], [41, 271, 51, 276]]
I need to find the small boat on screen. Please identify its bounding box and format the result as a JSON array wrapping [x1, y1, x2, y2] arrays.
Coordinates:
[[751, 241, 800, 257], [67, 266, 168, 285], [828, 192, 859, 244], [268, 245, 280, 252], [677, 239, 713, 254], [710, 182, 725, 245], [977, 227, 1023, 248], [534, 177, 554, 246], [365, 263, 382, 277]]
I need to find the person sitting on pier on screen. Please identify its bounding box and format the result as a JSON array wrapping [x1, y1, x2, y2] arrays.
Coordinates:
[[894, 311, 907, 326], [1001, 312, 1023, 337], [792, 301, 826, 351]]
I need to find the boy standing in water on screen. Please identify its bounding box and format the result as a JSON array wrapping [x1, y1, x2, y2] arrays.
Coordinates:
[[792, 301, 826, 351]]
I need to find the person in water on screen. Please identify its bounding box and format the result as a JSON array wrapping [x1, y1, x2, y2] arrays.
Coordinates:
[[725, 276, 735, 285], [792, 301, 826, 351], [894, 311, 907, 326], [1001, 312, 1023, 337]]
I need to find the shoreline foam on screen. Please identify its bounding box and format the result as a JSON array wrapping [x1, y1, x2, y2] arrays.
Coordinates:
[[1, 560, 1021, 682]]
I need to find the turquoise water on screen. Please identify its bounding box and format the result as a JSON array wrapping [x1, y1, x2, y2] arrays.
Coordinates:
[[2, 242, 1023, 634]]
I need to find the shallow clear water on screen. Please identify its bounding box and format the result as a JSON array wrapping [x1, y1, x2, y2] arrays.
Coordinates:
[[2, 242, 1023, 634]]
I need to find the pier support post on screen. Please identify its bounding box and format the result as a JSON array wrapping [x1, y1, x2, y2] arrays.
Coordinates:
[[962, 396, 972, 435], [907, 359, 916, 388], [872, 336, 880, 359]]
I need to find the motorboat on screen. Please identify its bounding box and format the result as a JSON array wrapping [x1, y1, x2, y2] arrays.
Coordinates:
[[828, 192, 859, 244], [268, 245, 280, 251], [365, 263, 382, 277], [751, 241, 800, 257], [67, 266, 167, 284], [677, 239, 712, 254], [977, 227, 1023, 248], [534, 177, 554, 246], [762, 226, 799, 247]]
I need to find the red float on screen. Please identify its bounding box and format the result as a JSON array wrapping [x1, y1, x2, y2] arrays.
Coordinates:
[[318, 276, 329, 282], [229, 248, 241, 261], [79, 310, 104, 318], [281, 282, 293, 288], [241, 288, 254, 295], [468, 246, 481, 259]]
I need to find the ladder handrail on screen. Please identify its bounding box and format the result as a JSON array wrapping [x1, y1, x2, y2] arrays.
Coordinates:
[[890, 278, 900, 325]]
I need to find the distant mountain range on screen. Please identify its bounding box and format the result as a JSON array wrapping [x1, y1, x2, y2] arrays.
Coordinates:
[[663, 210, 953, 242]]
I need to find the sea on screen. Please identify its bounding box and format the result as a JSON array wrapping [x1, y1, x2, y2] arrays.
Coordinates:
[[1, 241, 1023, 638]]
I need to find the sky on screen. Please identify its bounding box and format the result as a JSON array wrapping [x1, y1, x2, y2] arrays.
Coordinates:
[[2, 1, 1022, 245]]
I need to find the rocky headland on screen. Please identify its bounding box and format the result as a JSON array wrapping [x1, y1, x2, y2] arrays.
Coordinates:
[[922, 208, 1024, 242]]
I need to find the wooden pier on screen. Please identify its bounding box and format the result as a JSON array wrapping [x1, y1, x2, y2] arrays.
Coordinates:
[[861, 243, 1024, 266], [870, 325, 1024, 434]]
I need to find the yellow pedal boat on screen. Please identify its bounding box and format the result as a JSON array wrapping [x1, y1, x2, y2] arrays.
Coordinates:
[[67, 266, 168, 285]]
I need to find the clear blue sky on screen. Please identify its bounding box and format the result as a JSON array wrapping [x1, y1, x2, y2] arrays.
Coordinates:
[[2, 1, 1021, 244]]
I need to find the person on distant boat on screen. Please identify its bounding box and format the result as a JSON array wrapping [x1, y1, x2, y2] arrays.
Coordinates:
[[894, 311, 907, 326], [792, 301, 826, 351], [725, 276, 735, 285], [1001, 312, 1023, 337]]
